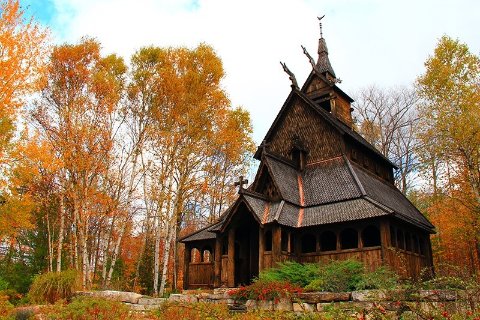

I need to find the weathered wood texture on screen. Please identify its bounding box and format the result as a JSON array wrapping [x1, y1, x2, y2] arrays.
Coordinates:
[[333, 95, 353, 127], [345, 142, 394, 184], [384, 248, 429, 279], [227, 228, 235, 287], [299, 248, 383, 271], [268, 99, 344, 164], [188, 262, 214, 288], [221, 256, 228, 286]]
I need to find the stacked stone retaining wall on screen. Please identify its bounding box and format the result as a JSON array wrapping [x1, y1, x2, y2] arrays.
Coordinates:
[[75, 288, 478, 316]]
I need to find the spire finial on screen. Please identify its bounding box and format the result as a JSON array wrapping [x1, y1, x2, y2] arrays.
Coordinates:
[[318, 15, 325, 38]]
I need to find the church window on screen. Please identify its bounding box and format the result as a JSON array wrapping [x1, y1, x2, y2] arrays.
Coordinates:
[[340, 228, 358, 249], [405, 232, 413, 252], [362, 225, 381, 247], [191, 248, 201, 263], [351, 149, 358, 160], [265, 230, 272, 251], [390, 226, 397, 247], [412, 234, 420, 254], [419, 236, 426, 255], [320, 231, 337, 251], [281, 230, 289, 252], [222, 237, 228, 255], [301, 234, 317, 253], [397, 229, 405, 250], [202, 246, 212, 262], [289, 233, 296, 253]]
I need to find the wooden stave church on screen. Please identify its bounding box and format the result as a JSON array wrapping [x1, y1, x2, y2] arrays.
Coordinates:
[[180, 22, 435, 289]]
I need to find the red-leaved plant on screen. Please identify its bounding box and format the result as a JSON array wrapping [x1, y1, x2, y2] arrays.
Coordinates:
[[228, 280, 302, 302]]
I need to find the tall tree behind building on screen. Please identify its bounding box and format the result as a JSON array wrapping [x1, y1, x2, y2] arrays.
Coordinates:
[[416, 35, 480, 273], [353, 86, 419, 193]]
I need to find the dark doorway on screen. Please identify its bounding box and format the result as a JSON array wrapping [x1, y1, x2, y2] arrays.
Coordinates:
[[233, 204, 259, 286]]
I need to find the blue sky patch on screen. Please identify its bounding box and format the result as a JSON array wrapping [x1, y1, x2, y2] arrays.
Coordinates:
[[21, 0, 56, 25]]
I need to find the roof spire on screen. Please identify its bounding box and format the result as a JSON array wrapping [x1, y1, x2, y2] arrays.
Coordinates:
[[316, 15, 336, 79]]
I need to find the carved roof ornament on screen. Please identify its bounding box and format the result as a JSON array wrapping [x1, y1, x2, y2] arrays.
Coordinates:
[[280, 61, 299, 89]]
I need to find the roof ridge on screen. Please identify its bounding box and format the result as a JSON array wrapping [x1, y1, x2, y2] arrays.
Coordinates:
[[305, 155, 343, 168], [343, 155, 367, 196]]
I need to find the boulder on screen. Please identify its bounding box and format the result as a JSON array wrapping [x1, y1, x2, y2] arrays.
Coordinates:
[[297, 292, 351, 303], [257, 300, 274, 311], [292, 302, 316, 312], [245, 299, 257, 311], [274, 298, 293, 311]]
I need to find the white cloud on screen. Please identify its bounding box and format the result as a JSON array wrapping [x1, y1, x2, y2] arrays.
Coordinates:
[[48, 0, 480, 143]]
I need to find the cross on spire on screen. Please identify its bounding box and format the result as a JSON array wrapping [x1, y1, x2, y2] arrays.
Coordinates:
[[234, 175, 249, 193], [318, 15, 325, 38]]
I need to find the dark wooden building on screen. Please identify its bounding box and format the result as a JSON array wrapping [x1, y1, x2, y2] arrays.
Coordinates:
[[180, 23, 435, 289]]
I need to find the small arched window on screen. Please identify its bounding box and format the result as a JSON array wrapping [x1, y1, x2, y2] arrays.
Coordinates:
[[265, 230, 272, 251], [320, 231, 337, 252], [340, 228, 358, 250], [301, 234, 316, 253], [191, 248, 201, 263], [362, 225, 381, 247], [202, 246, 212, 262]]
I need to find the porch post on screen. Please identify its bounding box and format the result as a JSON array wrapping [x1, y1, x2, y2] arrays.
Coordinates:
[[183, 243, 191, 290], [258, 228, 264, 271], [227, 228, 235, 287], [380, 219, 391, 263], [214, 236, 222, 287], [272, 224, 282, 266]]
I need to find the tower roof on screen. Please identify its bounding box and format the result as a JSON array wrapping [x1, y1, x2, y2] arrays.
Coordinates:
[[316, 18, 336, 78]]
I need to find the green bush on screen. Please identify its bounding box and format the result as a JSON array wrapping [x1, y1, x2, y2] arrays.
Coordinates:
[[305, 259, 365, 292], [356, 266, 399, 290], [259, 261, 319, 287], [28, 270, 79, 304], [43, 297, 130, 319]]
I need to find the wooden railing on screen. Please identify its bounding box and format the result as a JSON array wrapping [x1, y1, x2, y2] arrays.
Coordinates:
[[188, 262, 214, 288]]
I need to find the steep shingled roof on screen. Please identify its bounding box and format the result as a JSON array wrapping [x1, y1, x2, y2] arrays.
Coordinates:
[[181, 154, 433, 243]]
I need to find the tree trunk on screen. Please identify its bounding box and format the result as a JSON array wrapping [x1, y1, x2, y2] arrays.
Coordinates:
[[106, 216, 128, 286], [159, 223, 174, 296], [56, 194, 65, 272]]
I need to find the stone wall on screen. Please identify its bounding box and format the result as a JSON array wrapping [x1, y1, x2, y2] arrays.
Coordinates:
[[75, 288, 478, 316]]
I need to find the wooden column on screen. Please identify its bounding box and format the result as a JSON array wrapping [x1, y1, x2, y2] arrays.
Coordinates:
[[258, 228, 264, 271], [214, 237, 222, 287], [227, 228, 235, 287], [272, 225, 282, 266], [183, 243, 191, 290], [380, 219, 391, 263]]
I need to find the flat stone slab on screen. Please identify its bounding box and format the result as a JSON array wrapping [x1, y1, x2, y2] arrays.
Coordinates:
[[76, 290, 143, 304], [352, 290, 388, 302], [418, 290, 457, 301], [168, 293, 198, 303], [297, 292, 351, 303], [138, 297, 166, 305]]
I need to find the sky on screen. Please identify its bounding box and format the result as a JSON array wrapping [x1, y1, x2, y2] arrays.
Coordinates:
[[21, 0, 480, 144]]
